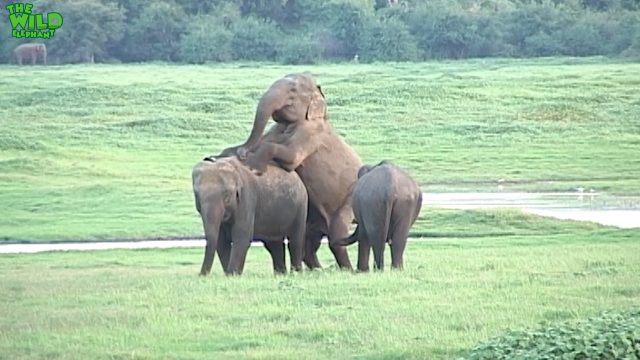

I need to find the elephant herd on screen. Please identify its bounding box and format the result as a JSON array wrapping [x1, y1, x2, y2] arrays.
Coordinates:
[[191, 73, 422, 276]]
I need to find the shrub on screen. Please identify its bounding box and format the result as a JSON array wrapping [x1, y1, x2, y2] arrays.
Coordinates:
[[278, 35, 321, 65], [230, 17, 283, 61], [319, 1, 372, 59], [120, 0, 185, 61], [357, 17, 418, 62], [179, 16, 233, 63], [462, 308, 640, 360]]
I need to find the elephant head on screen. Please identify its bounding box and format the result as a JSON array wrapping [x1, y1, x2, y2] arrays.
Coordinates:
[[238, 73, 326, 157]]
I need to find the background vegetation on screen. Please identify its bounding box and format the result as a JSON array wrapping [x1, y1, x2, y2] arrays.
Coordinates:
[[2, 0, 640, 64], [1, 58, 639, 242]]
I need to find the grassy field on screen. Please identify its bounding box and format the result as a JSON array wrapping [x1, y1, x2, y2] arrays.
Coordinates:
[[1, 57, 639, 242], [1, 57, 639, 359], [1, 227, 638, 359]]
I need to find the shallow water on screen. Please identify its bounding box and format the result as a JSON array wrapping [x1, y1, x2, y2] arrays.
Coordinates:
[[1, 192, 637, 254], [423, 192, 640, 229]]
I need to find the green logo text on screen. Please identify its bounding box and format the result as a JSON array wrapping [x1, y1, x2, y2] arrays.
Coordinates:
[[7, 3, 63, 39]]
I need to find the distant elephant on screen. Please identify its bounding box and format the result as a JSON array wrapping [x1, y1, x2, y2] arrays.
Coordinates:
[[337, 161, 423, 271], [14, 43, 47, 65], [191, 156, 307, 276], [216, 73, 362, 270]]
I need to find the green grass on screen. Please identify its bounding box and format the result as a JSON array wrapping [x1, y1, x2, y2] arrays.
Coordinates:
[[0, 57, 639, 242], [1, 229, 638, 359]]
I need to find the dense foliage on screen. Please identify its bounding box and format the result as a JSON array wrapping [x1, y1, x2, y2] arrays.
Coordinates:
[[2, 0, 640, 64], [463, 308, 640, 360]]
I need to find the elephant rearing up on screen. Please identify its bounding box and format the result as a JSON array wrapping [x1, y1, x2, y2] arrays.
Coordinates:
[[216, 73, 363, 270]]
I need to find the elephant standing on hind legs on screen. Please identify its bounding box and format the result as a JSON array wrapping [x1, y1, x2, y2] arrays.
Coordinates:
[[337, 161, 423, 271], [192, 156, 307, 276], [216, 73, 363, 270], [14, 43, 47, 65]]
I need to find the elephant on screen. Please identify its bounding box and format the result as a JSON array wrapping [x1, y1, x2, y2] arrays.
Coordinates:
[[191, 156, 308, 276], [337, 161, 423, 271], [14, 43, 47, 65], [217, 72, 327, 161], [216, 73, 362, 270]]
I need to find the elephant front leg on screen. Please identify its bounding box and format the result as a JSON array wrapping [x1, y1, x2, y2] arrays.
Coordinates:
[[217, 225, 232, 272], [200, 242, 216, 276], [226, 225, 253, 276]]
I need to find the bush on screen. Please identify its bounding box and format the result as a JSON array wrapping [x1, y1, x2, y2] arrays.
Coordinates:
[[278, 35, 321, 65], [358, 17, 418, 62], [231, 17, 283, 61], [179, 16, 233, 63], [319, 1, 372, 59], [462, 308, 640, 360], [120, 0, 185, 61]]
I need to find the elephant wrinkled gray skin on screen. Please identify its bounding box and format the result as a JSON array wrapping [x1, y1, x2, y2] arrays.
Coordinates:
[[14, 43, 47, 65], [216, 73, 362, 270], [192, 156, 308, 276], [337, 161, 422, 271]]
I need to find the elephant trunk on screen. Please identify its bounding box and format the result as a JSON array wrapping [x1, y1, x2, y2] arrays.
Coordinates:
[[199, 203, 224, 276], [241, 81, 289, 153]]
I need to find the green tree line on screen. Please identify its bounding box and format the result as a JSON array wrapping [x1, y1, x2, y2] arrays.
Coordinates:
[[2, 0, 640, 64]]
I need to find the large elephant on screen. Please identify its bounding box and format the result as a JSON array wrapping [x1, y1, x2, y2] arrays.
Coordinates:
[[217, 73, 362, 270], [14, 43, 47, 65], [192, 156, 308, 276], [337, 161, 423, 271]]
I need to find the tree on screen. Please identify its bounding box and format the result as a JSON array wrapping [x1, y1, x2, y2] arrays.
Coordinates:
[[43, 0, 125, 63], [231, 17, 283, 61], [358, 17, 418, 61], [120, 1, 186, 61], [179, 15, 233, 63], [319, 1, 373, 59]]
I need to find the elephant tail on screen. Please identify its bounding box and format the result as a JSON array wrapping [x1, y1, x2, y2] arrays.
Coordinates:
[[334, 225, 360, 246]]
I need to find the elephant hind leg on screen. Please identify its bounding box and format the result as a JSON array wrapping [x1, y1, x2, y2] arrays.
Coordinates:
[[356, 228, 371, 272], [303, 228, 323, 270], [263, 240, 287, 274], [389, 218, 410, 271], [288, 212, 307, 272]]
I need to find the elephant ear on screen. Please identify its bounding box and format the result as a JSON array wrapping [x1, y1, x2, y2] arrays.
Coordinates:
[[305, 85, 326, 120]]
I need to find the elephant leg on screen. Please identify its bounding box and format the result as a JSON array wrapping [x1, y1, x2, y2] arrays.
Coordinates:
[[263, 240, 287, 274], [226, 225, 252, 276], [328, 208, 354, 270], [201, 241, 215, 276], [247, 127, 319, 173], [356, 228, 371, 272], [304, 229, 323, 270], [288, 213, 306, 272], [31, 54, 36, 65], [217, 225, 232, 272], [389, 206, 414, 271], [371, 233, 386, 271]]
